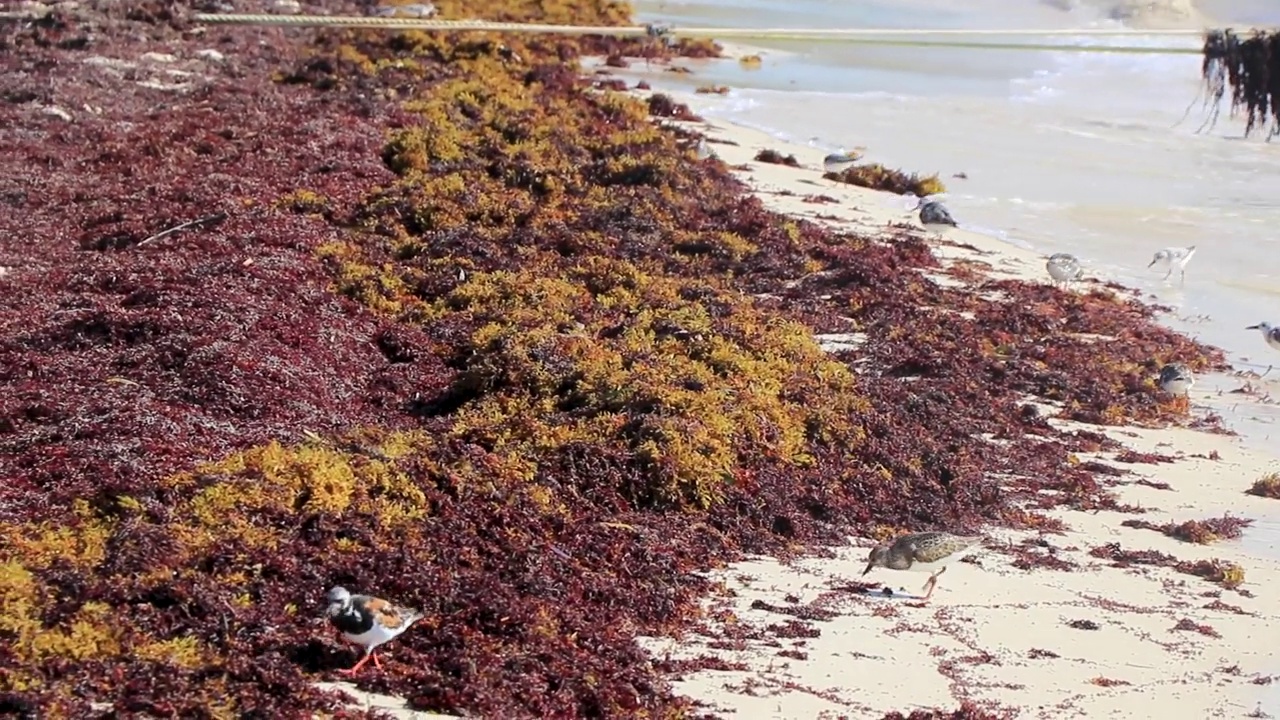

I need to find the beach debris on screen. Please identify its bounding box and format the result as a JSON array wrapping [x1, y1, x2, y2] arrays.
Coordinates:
[[371, 2, 437, 17], [1157, 362, 1194, 413], [1067, 619, 1100, 630], [1148, 245, 1196, 283], [1120, 515, 1253, 545], [754, 148, 800, 167], [1045, 252, 1084, 290], [694, 85, 730, 95], [1246, 471, 1280, 499], [738, 53, 763, 69], [826, 162, 945, 196], [325, 586, 424, 676], [862, 531, 985, 601]]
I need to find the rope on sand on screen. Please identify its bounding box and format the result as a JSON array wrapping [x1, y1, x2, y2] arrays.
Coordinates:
[[199, 15, 1212, 55]]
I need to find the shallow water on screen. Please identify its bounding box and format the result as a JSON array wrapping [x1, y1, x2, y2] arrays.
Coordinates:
[[635, 0, 1280, 696]]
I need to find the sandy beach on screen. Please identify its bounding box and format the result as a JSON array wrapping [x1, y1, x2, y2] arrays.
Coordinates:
[[600, 83, 1280, 718]]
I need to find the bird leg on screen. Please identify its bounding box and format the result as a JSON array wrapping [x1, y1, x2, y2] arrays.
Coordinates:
[[921, 566, 947, 600], [340, 651, 375, 676], [372, 652, 383, 669]]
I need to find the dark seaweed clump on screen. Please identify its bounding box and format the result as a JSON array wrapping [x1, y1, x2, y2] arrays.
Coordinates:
[[826, 163, 947, 196], [1121, 515, 1253, 544], [753, 148, 801, 167], [1200, 29, 1280, 138], [0, 0, 1233, 717], [1246, 472, 1280, 498]]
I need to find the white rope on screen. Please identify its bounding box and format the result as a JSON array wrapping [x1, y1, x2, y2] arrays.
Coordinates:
[[0, 10, 1238, 55]]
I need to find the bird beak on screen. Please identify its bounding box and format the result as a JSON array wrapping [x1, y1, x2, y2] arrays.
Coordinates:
[[1247, 324, 1261, 330], [861, 561, 874, 576], [1146, 259, 1156, 268]]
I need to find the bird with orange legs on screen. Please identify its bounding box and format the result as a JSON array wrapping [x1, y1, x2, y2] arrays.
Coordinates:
[[325, 586, 423, 675]]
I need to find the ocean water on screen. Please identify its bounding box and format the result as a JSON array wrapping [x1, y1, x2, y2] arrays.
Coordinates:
[[633, 0, 1280, 693]]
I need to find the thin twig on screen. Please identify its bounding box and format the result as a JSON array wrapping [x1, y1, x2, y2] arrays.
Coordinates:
[[135, 212, 227, 248]]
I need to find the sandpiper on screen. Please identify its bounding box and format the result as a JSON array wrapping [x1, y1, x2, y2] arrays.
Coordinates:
[[1045, 252, 1083, 290], [862, 531, 985, 601], [915, 196, 958, 230], [1158, 362, 1194, 412], [1147, 245, 1196, 284], [325, 586, 424, 675], [1246, 322, 1280, 353], [823, 151, 860, 176]]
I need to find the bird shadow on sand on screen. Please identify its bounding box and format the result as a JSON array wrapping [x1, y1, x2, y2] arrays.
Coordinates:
[[832, 582, 930, 604]]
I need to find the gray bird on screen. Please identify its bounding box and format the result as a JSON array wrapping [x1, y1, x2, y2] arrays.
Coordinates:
[[915, 196, 958, 229], [823, 151, 859, 176], [1147, 245, 1196, 284], [1045, 252, 1084, 289], [863, 531, 984, 601]]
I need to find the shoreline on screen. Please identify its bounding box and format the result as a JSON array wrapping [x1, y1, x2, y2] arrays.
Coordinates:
[[611, 81, 1280, 717]]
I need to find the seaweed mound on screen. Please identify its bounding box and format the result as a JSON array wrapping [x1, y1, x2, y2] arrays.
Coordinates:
[[0, 0, 1230, 717]]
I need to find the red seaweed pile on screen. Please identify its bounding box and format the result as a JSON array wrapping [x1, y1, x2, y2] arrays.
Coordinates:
[[1246, 472, 1280, 499], [0, 1, 1233, 717], [1121, 515, 1253, 544]]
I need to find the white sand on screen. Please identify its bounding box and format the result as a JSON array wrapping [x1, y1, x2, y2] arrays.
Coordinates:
[[622, 89, 1280, 719]]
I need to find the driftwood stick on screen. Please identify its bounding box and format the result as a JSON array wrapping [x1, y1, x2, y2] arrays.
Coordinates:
[[135, 212, 228, 248]]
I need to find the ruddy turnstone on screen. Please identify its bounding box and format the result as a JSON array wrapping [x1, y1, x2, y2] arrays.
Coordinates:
[[862, 531, 984, 601], [325, 586, 423, 675], [1158, 362, 1194, 412], [1045, 252, 1084, 290], [1147, 245, 1196, 284]]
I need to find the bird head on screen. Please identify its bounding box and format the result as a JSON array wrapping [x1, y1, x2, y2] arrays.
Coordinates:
[[862, 545, 889, 575], [325, 586, 351, 614], [1247, 322, 1273, 333], [1146, 250, 1168, 268]]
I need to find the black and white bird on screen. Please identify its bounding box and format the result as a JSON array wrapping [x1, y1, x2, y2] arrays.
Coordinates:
[[325, 586, 424, 676], [1157, 363, 1194, 412], [1045, 252, 1084, 289], [1147, 245, 1196, 284]]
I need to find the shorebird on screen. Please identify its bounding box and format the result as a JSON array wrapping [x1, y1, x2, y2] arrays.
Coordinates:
[[1045, 252, 1084, 290], [1246, 322, 1280, 352], [823, 151, 860, 176], [862, 531, 985, 601], [325, 586, 424, 675], [1158, 362, 1194, 412], [1147, 245, 1196, 284], [915, 196, 958, 230]]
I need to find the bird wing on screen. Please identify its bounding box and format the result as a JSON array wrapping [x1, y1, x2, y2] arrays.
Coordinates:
[[362, 597, 417, 629]]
